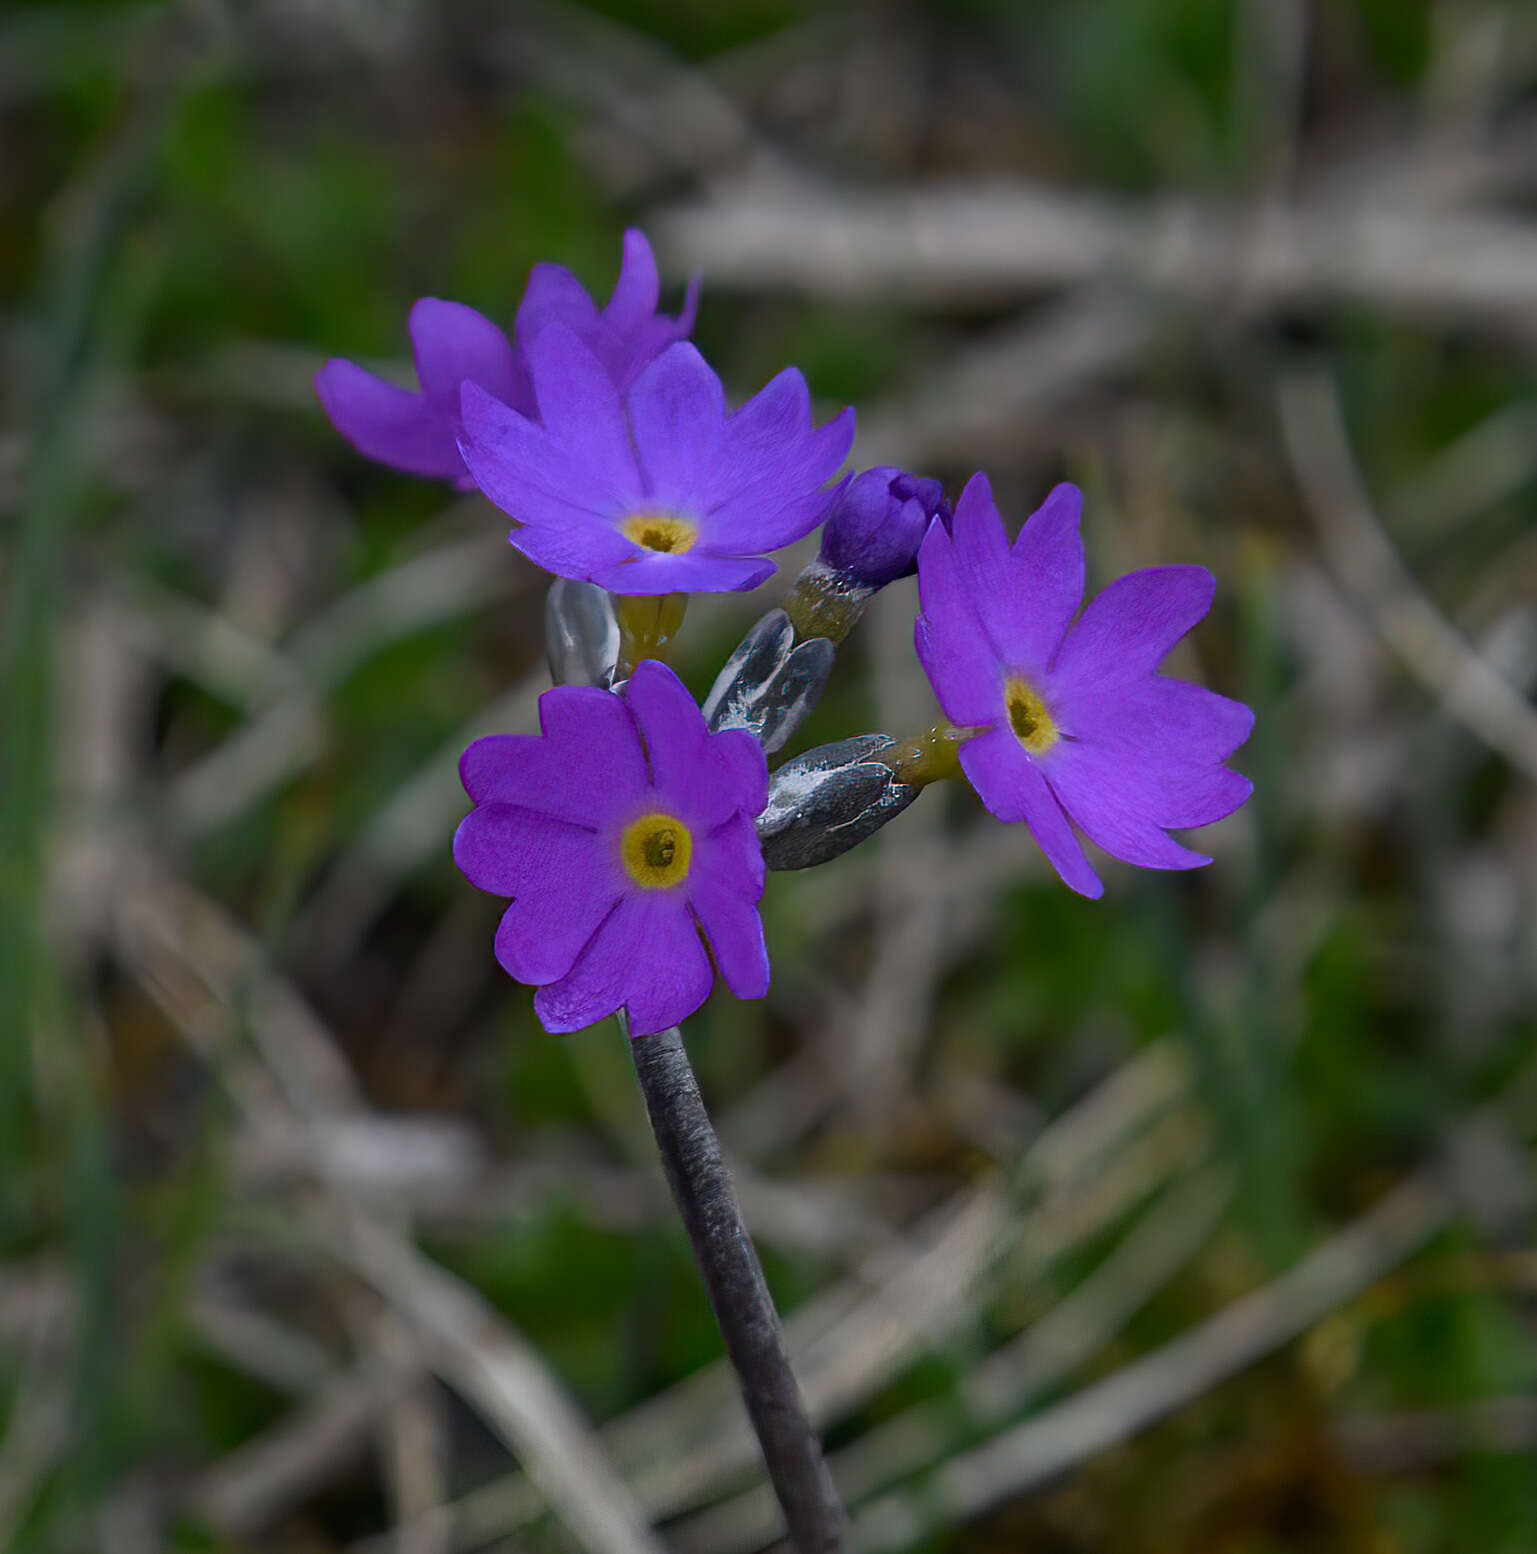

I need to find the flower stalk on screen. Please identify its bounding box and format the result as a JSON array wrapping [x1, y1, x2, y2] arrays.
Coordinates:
[[615, 591, 688, 680], [627, 1020, 846, 1554], [877, 722, 972, 786]]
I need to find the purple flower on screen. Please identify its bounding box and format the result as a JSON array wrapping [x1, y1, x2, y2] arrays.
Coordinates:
[[915, 474, 1253, 899], [818, 467, 950, 588], [314, 229, 697, 488], [458, 328, 855, 595], [453, 660, 770, 1035]]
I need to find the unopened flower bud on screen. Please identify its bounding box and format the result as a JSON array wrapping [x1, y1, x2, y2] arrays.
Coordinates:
[[702, 609, 835, 754], [819, 467, 949, 589], [781, 468, 950, 643], [757, 734, 921, 870]]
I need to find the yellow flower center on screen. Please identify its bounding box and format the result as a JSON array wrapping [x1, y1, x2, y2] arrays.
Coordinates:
[[1004, 675, 1059, 756], [620, 811, 693, 889], [621, 513, 698, 554]]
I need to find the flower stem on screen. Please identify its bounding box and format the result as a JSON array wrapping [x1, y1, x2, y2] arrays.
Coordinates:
[[614, 592, 688, 681], [627, 1022, 846, 1554], [877, 722, 973, 786]]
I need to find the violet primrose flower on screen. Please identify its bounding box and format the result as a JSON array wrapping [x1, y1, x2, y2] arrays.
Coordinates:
[[453, 660, 770, 1035], [458, 327, 855, 594], [314, 229, 696, 488], [915, 475, 1253, 899], [818, 466, 950, 588]]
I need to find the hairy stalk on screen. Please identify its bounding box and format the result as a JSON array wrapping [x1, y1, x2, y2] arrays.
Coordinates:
[[626, 1021, 846, 1554]]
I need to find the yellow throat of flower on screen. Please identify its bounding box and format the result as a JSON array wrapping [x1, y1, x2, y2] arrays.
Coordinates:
[[621, 811, 693, 889], [621, 513, 698, 554], [1004, 675, 1060, 756]]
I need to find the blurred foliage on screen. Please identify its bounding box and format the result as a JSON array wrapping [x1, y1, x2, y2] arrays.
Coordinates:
[[3, 1, 1536, 1552]]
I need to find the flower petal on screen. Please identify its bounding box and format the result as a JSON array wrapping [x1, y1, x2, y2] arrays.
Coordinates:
[[459, 685, 647, 822], [532, 893, 648, 1033], [623, 897, 717, 1035], [1159, 764, 1252, 829], [408, 298, 525, 413], [1056, 675, 1255, 763], [524, 325, 640, 501], [509, 516, 642, 583], [703, 399, 855, 551], [590, 548, 776, 596], [689, 868, 769, 1000], [626, 343, 727, 512], [515, 261, 600, 350], [960, 729, 1103, 898], [465, 818, 622, 985], [314, 360, 459, 480], [710, 731, 770, 823], [947, 473, 1053, 673], [1050, 565, 1216, 689], [692, 810, 766, 903], [701, 477, 846, 557], [1040, 741, 1215, 870], [454, 805, 624, 984], [999, 482, 1084, 672], [458, 381, 620, 527], [626, 661, 766, 830], [915, 516, 1005, 727], [533, 893, 713, 1036], [602, 228, 661, 334], [699, 367, 847, 512]]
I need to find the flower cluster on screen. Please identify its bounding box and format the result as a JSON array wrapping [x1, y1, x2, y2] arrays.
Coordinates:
[[914, 476, 1252, 899], [318, 231, 1254, 1035]]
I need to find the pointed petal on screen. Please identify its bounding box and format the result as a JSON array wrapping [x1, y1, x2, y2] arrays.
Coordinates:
[[458, 381, 623, 526], [703, 397, 855, 551], [589, 548, 775, 596], [508, 516, 641, 583], [603, 229, 661, 333], [914, 612, 999, 728], [1056, 675, 1255, 763], [676, 272, 701, 335], [314, 360, 460, 479], [524, 324, 639, 500], [626, 342, 727, 512], [914, 511, 1005, 726], [515, 261, 600, 351], [960, 729, 1103, 897], [408, 298, 523, 412], [1051, 566, 1216, 689], [996, 482, 1084, 673], [1041, 741, 1215, 870], [938, 469, 1025, 671]]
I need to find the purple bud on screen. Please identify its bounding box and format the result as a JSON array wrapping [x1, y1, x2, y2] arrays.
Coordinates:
[[818, 466, 949, 589]]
